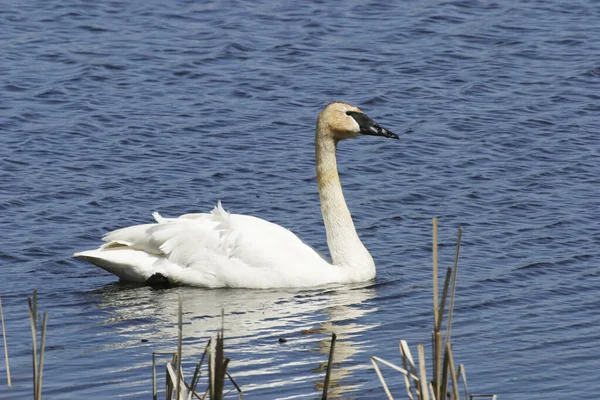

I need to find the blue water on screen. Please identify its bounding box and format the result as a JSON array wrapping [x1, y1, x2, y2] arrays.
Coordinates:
[[1, 0, 599, 398]]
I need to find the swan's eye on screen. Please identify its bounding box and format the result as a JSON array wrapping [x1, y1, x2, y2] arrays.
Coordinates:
[[345, 111, 352, 116]]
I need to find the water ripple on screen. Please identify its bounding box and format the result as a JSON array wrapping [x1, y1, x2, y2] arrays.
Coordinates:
[[1, 0, 599, 398]]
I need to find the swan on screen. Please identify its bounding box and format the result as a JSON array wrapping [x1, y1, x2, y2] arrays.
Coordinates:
[[74, 101, 399, 288]]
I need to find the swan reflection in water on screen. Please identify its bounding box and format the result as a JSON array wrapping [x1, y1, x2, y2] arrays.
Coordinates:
[[94, 282, 379, 397]]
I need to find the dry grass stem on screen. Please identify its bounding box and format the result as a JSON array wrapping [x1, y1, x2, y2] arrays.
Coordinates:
[[399, 346, 415, 400], [434, 331, 442, 399], [191, 339, 211, 393], [445, 226, 463, 348], [371, 221, 494, 399], [417, 344, 430, 400], [432, 217, 439, 330], [25, 290, 47, 400], [0, 297, 11, 387], [321, 332, 337, 400], [175, 294, 183, 400], [458, 364, 469, 399], [225, 370, 243, 400], [371, 357, 394, 400], [372, 356, 418, 380], [437, 267, 452, 333], [165, 353, 178, 399], [36, 312, 48, 400], [400, 340, 419, 391], [28, 296, 38, 399], [446, 343, 459, 400], [428, 382, 437, 400]]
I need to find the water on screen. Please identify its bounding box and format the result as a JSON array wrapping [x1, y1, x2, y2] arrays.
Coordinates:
[[1, 0, 599, 398]]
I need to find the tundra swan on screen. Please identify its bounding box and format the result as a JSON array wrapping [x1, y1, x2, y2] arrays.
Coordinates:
[[74, 102, 399, 288]]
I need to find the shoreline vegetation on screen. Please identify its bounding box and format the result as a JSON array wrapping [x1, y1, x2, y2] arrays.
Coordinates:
[[1, 219, 496, 399], [370, 218, 497, 400]]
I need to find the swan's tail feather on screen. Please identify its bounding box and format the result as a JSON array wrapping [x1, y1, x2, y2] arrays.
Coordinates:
[[211, 200, 229, 221], [73, 247, 159, 283], [210, 201, 240, 257], [153, 211, 167, 223], [76, 200, 244, 285], [103, 224, 156, 246]]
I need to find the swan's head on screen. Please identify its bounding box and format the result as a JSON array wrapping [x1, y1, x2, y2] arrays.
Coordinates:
[[317, 101, 399, 141]]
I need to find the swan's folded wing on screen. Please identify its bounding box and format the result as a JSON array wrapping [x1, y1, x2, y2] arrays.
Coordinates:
[[101, 212, 219, 265], [209, 203, 325, 271], [95, 202, 326, 287]]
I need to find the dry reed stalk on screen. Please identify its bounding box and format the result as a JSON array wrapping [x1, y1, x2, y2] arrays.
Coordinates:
[[175, 294, 183, 400], [430, 331, 435, 387], [321, 332, 337, 400], [432, 220, 452, 400], [153, 352, 157, 400], [27, 295, 38, 400], [26, 290, 47, 400], [434, 331, 442, 400], [399, 346, 415, 400], [417, 344, 430, 400], [219, 359, 231, 399], [155, 306, 240, 400], [215, 309, 230, 400], [153, 351, 177, 400], [213, 330, 227, 400], [191, 339, 211, 393], [166, 353, 178, 400], [30, 290, 38, 330], [206, 333, 229, 400], [371, 357, 394, 400], [166, 362, 183, 400], [428, 382, 436, 400], [371, 222, 495, 400], [372, 356, 419, 380], [0, 296, 11, 387], [437, 267, 452, 333], [181, 380, 203, 399], [458, 364, 468, 400], [434, 269, 450, 400], [370, 352, 431, 399], [445, 226, 462, 349], [446, 343, 459, 400], [200, 386, 210, 400], [36, 312, 48, 400], [439, 338, 449, 400], [399, 340, 419, 391], [432, 217, 439, 330], [208, 337, 215, 399], [224, 371, 243, 400]]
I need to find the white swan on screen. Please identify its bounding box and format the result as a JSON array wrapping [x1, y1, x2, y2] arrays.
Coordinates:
[[74, 102, 399, 288]]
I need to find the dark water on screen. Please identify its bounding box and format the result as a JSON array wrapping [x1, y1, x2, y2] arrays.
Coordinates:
[[1, 0, 599, 398]]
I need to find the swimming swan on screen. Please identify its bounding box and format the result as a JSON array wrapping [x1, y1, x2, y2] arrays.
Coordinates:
[[74, 102, 399, 288]]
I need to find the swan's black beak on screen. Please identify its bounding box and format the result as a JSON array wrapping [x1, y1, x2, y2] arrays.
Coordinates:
[[347, 111, 399, 139]]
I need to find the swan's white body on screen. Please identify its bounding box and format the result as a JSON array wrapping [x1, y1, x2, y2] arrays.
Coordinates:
[[75, 203, 372, 288], [74, 102, 398, 289]]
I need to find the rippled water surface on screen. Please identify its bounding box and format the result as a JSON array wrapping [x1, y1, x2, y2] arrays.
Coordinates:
[[2, 0, 600, 398]]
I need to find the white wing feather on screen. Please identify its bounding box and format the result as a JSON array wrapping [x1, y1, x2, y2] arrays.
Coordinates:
[[75, 202, 340, 288]]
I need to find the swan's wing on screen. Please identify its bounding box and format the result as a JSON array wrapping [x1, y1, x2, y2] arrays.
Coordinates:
[[75, 210, 220, 283], [102, 213, 217, 264], [96, 202, 326, 287], [210, 203, 325, 271]]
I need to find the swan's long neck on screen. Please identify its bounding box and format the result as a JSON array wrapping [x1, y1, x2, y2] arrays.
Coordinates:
[[315, 131, 375, 274]]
